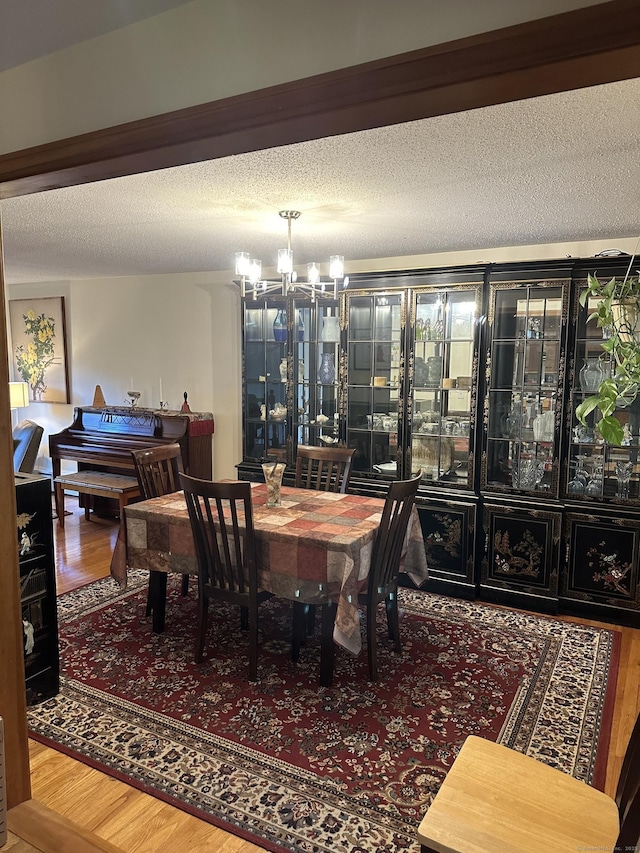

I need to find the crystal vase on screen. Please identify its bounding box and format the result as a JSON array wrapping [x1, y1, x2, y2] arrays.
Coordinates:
[[317, 352, 335, 384], [579, 357, 606, 393]]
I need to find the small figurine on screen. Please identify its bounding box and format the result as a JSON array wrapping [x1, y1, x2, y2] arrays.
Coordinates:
[[622, 423, 633, 446], [20, 531, 33, 556], [181, 391, 191, 413], [23, 619, 35, 655]]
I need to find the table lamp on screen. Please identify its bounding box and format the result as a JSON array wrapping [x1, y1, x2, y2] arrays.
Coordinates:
[[9, 381, 29, 425]]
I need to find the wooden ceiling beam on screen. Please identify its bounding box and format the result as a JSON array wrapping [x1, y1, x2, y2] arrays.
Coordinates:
[[1, 0, 639, 198]]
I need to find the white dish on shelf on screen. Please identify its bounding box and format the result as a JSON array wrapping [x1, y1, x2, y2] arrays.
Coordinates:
[[373, 462, 397, 474]]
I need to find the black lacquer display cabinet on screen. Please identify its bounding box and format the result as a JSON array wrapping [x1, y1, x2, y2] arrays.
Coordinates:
[[15, 472, 59, 704], [237, 257, 640, 626]]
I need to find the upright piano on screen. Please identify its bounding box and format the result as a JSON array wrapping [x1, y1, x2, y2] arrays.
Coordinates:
[[49, 406, 214, 515]]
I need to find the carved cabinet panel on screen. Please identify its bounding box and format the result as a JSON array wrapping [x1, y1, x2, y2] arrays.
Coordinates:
[[481, 502, 562, 612], [561, 511, 640, 621]]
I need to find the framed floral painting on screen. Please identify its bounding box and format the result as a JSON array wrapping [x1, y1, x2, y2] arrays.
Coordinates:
[[9, 297, 70, 403]]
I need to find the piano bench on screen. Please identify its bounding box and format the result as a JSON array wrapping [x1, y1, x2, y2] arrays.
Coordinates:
[[54, 471, 141, 529]]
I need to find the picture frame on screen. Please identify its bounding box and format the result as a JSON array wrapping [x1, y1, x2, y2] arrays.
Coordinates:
[[9, 296, 70, 403]]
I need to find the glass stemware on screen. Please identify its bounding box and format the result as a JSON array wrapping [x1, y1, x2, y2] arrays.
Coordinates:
[[567, 455, 589, 494], [615, 461, 634, 499]]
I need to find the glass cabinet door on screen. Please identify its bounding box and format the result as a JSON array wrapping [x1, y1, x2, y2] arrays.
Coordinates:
[[243, 299, 289, 461], [484, 281, 567, 496], [293, 298, 341, 449], [568, 282, 639, 502], [345, 292, 404, 476], [410, 287, 478, 487]]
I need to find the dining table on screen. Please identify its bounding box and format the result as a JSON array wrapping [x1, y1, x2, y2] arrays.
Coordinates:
[[115, 482, 428, 684]]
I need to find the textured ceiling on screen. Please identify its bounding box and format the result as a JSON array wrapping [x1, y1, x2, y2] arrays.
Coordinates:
[[3, 77, 640, 284]]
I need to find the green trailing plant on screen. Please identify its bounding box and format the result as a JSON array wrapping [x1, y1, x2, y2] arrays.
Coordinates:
[[576, 271, 640, 445]]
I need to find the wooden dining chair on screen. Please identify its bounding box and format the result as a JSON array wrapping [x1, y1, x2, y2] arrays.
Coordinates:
[[179, 473, 272, 681], [356, 470, 422, 681], [130, 443, 187, 628], [292, 444, 356, 653], [294, 445, 355, 493], [417, 710, 640, 852]]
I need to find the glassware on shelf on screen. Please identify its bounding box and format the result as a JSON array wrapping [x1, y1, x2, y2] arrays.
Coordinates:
[[511, 457, 544, 490], [567, 455, 589, 494], [297, 311, 305, 341], [615, 461, 634, 499], [585, 459, 604, 497], [579, 357, 606, 393]]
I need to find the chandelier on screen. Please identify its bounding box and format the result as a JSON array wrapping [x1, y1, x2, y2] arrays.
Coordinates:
[[235, 210, 348, 300]]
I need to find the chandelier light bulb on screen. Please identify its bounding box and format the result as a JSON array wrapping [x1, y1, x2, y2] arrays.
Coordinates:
[[307, 263, 320, 284], [249, 258, 262, 283], [278, 248, 293, 275], [329, 255, 344, 280], [235, 252, 251, 276]]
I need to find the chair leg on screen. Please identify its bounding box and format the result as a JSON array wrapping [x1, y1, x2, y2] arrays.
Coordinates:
[[248, 601, 259, 682], [291, 602, 307, 661], [240, 605, 248, 630], [320, 602, 337, 688], [306, 604, 316, 636], [181, 573, 189, 596], [386, 592, 402, 655], [366, 604, 378, 682], [194, 596, 209, 663]]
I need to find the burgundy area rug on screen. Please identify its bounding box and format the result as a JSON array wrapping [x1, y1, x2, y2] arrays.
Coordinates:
[[28, 571, 619, 853]]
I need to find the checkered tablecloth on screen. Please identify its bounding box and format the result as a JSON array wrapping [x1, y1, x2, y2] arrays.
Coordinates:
[[121, 484, 428, 654]]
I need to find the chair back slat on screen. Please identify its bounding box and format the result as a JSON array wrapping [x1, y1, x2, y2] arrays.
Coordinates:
[[295, 445, 355, 493], [131, 443, 183, 499], [180, 474, 257, 599], [616, 711, 640, 848], [368, 471, 422, 596]]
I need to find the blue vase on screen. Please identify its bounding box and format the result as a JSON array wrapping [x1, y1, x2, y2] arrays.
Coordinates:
[[318, 352, 335, 384], [273, 308, 287, 342]]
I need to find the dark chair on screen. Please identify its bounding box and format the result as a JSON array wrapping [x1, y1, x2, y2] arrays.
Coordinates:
[[417, 710, 640, 852], [292, 445, 356, 652], [356, 470, 422, 681], [179, 473, 272, 681], [13, 419, 43, 473], [130, 443, 188, 628], [295, 445, 355, 493]]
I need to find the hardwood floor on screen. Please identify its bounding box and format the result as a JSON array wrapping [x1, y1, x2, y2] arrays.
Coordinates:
[[28, 497, 640, 851]]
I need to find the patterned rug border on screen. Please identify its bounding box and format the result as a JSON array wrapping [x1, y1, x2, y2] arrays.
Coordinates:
[[29, 575, 620, 852]]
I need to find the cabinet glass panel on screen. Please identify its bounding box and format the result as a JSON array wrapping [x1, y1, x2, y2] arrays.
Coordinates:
[[568, 285, 639, 501], [294, 299, 341, 448], [243, 300, 289, 461], [346, 293, 403, 476], [411, 289, 476, 485], [485, 284, 564, 495]]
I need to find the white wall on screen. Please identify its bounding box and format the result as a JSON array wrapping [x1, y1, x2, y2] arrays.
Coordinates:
[[9, 234, 635, 481], [0, 0, 605, 154]]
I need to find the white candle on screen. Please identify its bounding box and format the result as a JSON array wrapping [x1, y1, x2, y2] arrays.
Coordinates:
[[159, 378, 163, 400]]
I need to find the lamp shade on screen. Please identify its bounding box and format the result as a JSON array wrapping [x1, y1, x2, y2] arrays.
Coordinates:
[[9, 381, 29, 409]]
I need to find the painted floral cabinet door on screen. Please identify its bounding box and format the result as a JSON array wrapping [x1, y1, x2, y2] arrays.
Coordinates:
[[481, 502, 562, 614], [562, 512, 640, 620]]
